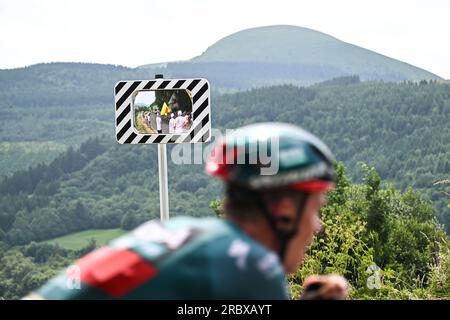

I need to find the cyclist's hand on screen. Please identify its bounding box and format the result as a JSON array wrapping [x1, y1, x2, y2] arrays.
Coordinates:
[[300, 275, 349, 300]]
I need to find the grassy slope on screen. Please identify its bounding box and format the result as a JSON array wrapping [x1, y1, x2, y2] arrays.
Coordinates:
[[42, 229, 126, 250]]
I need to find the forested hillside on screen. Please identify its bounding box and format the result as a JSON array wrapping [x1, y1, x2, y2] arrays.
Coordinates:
[[0, 63, 148, 175], [1, 78, 449, 245], [0, 63, 149, 108], [1, 76, 449, 299], [0, 137, 220, 245], [213, 78, 450, 231], [1, 26, 443, 174]]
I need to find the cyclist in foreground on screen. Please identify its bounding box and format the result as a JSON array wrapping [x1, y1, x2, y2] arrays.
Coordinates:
[[25, 122, 348, 299]]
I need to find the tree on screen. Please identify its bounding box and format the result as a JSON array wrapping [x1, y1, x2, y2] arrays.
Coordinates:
[[120, 213, 139, 230]]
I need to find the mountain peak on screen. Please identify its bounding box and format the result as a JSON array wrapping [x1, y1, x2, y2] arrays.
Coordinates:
[[193, 25, 340, 63], [190, 25, 441, 81]]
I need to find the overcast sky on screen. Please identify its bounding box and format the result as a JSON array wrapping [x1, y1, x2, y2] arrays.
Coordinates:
[[1, 0, 449, 78]]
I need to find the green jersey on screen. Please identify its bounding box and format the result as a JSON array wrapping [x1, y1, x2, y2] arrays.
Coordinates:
[[29, 217, 289, 300]]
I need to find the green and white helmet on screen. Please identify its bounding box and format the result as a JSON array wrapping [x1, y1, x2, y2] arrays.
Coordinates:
[[206, 122, 336, 192]]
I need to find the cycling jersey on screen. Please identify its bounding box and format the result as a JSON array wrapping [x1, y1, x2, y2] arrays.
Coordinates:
[[28, 217, 289, 300]]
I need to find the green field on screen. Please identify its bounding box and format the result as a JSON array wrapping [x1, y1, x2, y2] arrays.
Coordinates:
[[42, 229, 126, 250]]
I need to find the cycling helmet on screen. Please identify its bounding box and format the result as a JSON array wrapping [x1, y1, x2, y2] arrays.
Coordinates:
[[206, 122, 335, 191]]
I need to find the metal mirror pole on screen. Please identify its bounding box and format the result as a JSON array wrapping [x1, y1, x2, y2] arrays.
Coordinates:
[[158, 143, 169, 222], [155, 74, 169, 222]]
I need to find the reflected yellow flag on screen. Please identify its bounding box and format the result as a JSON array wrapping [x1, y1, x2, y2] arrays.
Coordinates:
[[160, 102, 171, 116], [448, 204, 450, 208]]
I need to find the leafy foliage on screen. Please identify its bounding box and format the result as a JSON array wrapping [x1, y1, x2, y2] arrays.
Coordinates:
[[0, 241, 93, 299], [288, 163, 448, 299]]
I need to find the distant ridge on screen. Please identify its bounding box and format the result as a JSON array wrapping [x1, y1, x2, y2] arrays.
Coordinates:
[[140, 25, 441, 88]]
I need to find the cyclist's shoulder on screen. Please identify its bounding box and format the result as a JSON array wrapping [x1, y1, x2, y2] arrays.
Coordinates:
[[164, 217, 284, 273], [112, 216, 234, 250], [203, 222, 287, 299], [159, 217, 288, 299], [120, 216, 284, 281], [210, 225, 285, 279]]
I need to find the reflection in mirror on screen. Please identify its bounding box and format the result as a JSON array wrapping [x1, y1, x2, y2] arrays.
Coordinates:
[[133, 89, 193, 134]]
